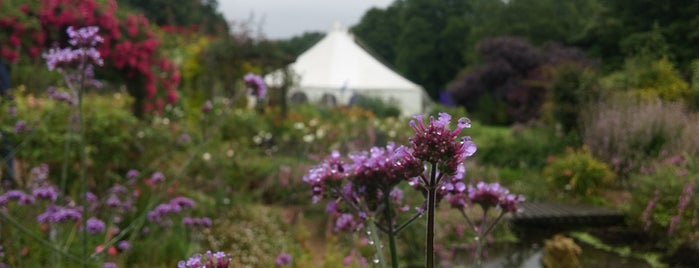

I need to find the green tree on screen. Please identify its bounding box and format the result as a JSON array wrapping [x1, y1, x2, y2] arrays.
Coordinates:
[[121, 0, 229, 35], [275, 31, 324, 58], [351, 4, 404, 65]]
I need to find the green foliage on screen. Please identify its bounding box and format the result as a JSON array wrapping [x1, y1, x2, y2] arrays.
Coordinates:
[[602, 56, 689, 101], [121, 0, 229, 35], [689, 59, 699, 110], [276, 32, 325, 58], [627, 156, 699, 248], [349, 94, 401, 118], [544, 63, 601, 134], [7, 92, 143, 189], [543, 147, 616, 198], [201, 205, 301, 267], [578, 0, 699, 69], [473, 124, 571, 170]]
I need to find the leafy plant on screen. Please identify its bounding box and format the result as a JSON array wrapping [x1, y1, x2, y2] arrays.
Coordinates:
[[544, 147, 616, 198]]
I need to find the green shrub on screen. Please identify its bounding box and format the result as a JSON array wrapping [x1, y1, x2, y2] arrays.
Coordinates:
[[627, 155, 699, 248], [544, 64, 601, 134], [474, 123, 571, 170], [601, 56, 689, 102], [200, 205, 301, 267], [543, 147, 616, 199], [349, 94, 401, 118]]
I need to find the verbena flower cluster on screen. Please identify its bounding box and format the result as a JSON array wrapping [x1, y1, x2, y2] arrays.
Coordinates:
[[303, 112, 524, 267], [447, 181, 525, 213], [43, 26, 104, 71], [178, 251, 232, 268], [409, 113, 476, 174], [244, 72, 267, 99]]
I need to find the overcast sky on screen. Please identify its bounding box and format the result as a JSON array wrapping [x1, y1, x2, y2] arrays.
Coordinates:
[[217, 0, 394, 40]]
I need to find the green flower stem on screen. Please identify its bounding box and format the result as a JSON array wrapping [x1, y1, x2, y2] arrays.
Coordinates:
[[394, 211, 423, 234], [77, 59, 88, 267], [367, 219, 388, 268], [426, 162, 437, 268], [383, 190, 398, 268]]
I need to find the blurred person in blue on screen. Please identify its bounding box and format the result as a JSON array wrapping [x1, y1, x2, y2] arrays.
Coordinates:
[[0, 60, 15, 188]]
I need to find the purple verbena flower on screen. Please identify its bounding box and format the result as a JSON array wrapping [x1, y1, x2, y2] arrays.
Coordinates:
[[117, 240, 131, 251], [30, 163, 50, 182], [47, 87, 76, 105], [179, 251, 230, 268], [335, 213, 357, 232], [182, 217, 212, 228], [32, 186, 59, 202], [170, 196, 196, 209], [148, 171, 166, 184], [36, 205, 81, 223], [0, 190, 35, 206], [468, 182, 508, 210], [13, 120, 28, 134], [244, 73, 267, 99], [303, 150, 349, 203], [207, 251, 231, 268], [275, 252, 293, 267], [102, 262, 117, 268], [126, 169, 140, 180], [86, 217, 106, 234], [409, 113, 476, 174], [67, 26, 104, 47], [499, 194, 525, 213]]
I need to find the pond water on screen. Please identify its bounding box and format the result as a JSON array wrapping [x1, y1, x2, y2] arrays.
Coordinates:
[[448, 241, 653, 268]]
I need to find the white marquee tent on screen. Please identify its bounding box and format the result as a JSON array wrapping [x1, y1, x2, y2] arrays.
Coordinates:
[[265, 24, 432, 116]]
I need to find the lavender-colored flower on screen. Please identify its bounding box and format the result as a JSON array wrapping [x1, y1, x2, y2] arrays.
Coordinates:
[[47, 86, 76, 105], [499, 194, 525, 213], [182, 217, 212, 228], [207, 251, 231, 268], [13, 120, 28, 133], [642, 189, 660, 232], [244, 73, 267, 99], [468, 182, 508, 210], [67, 26, 104, 47], [30, 163, 50, 181], [106, 194, 122, 208], [86, 191, 98, 203], [149, 172, 166, 184], [0, 190, 35, 206], [275, 252, 293, 267], [179, 251, 231, 268], [303, 150, 349, 203], [43, 47, 103, 71], [108, 184, 128, 194], [178, 253, 202, 268], [32, 186, 59, 202], [335, 213, 357, 232], [126, 169, 140, 180], [147, 197, 195, 224], [36, 205, 81, 223], [178, 133, 191, 143], [170, 196, 196, 209], [201, 100, 213, 113], [117, 240, 131, 251], [409, 113, 476, 174], [350, 143, 423, 188], [102, 262, 117, 268], [86, 217, 106, 234]]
